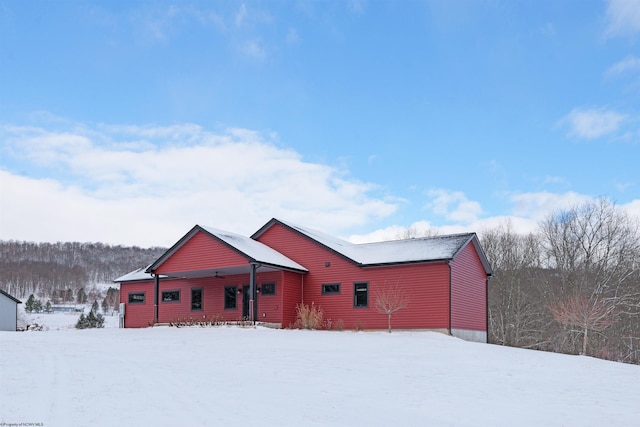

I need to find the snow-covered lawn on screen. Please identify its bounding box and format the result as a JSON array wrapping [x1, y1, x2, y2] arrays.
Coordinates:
[[1, 326, 639, 427]]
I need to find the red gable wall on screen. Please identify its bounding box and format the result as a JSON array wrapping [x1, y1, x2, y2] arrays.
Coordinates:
[[155, 230, 248, 274], [255, 222, 450, 330], [450, 242, 487, 331]]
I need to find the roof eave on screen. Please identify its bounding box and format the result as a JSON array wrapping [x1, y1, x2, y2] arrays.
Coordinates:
[[452, 234, 493, 276], [360, 258, 452, 268]]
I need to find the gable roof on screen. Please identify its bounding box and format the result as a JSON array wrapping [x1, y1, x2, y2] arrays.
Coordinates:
[[0, 289, 22, 304], [147, 225, 307, 274], [253, 218, 492, 274]]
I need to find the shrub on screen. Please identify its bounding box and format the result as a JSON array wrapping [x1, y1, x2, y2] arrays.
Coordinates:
[[353, 320, 365, 331], [295, 302, 324, 330], [76, 310, 105, 329]]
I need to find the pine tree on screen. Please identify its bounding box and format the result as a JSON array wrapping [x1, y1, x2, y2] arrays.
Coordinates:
[[91, 299, 99, 313], [101, 298, 109, 314], [45, 300, 52, 313], [76, 288, 87, 304], [76, 313, 88, 329], [33, 299, 43, 313], [25, 294, 35, 313]]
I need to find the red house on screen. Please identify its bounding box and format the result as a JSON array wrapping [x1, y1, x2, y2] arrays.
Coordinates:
[[115, 218, 492, 342]]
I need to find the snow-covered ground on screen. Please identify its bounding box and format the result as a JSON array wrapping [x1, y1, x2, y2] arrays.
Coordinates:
[[1, 326, 639, 427], [19, 310, 120, 330]]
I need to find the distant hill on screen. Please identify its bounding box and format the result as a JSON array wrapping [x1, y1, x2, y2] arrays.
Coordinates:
[[0, 240, 166, 299]]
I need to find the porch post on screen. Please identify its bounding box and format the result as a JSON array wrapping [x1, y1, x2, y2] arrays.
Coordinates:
[[249, 263, 257, 324], [153, 273, 160, 325]]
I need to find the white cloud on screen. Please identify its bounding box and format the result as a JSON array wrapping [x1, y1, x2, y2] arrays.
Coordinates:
[[235, 3, 247, 27], [348, 191, 640, 244], [604, 0, 640, 39], [606, 55, 640, 77], [509, 191, 593, 221], [560, 107, 627, 139], [286, 28, 300, 45], [241, 40, 267, 60], [0, 122, 396, 247], [425, 189, 483, 223]]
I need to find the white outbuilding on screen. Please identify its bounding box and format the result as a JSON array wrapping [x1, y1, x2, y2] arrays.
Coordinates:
[[0, 289, 22, 331]]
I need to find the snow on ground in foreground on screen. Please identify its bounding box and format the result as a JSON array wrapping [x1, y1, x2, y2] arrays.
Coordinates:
[[1, 327, 639, 427]]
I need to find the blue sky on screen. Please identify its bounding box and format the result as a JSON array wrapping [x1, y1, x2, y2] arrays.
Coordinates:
[[1, 0, 639, 247]]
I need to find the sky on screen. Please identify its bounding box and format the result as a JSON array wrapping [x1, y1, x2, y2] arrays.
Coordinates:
[[1, 0, 639, 247]]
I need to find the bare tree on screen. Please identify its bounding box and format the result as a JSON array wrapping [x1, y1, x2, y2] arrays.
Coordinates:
[[375, 283, 409, 333], [539, 198, 640, 359], [481, 220, 545, 348], [548, 294, 617, 355], [394, 226, 440, 240]]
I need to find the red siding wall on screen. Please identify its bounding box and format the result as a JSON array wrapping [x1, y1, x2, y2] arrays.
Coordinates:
[[120, 272, 292, 327], [256, 223, 451, 330], [281, 270, 303, 328], [120, 280, 155, 328], [450, 242, 487, 331], [156, 231, 248, 274]]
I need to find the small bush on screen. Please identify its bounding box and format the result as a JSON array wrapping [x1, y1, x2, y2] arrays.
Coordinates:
[[295, 302, 324, 330], [76, 310, 105, 329], [334, 319, 344, 331]]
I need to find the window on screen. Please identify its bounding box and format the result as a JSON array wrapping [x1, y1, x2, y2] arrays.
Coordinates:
[[128, 292, 145, 304], [261, 282, 275, 295], [191, 288, 203, 311], [162, 290, 180, 302], [322, 283, 340, 294], [224, 286, 237, 309], [354, 282, 368, 307]]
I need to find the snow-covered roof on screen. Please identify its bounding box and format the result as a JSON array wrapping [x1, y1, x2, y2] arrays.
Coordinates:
[[0, 289, 21, 303], [255, 219, 490, 270], [113, 265, 167, 282], [198, 225, 307, 272]]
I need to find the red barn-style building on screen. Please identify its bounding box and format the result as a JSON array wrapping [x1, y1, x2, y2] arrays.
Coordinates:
[[115, 218, 492, 342]]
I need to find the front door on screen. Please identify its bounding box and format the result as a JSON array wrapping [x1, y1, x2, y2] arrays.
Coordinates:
[[242, 285, 250, 319]]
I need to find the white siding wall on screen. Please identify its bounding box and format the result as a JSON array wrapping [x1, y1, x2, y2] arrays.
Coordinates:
[[0, 294, 18, 331]]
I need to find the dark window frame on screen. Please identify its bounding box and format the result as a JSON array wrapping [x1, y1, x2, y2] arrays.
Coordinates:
[[191, 288, 203, 311], [161, 290, 180, 303], [353, 282, 368, 308], [224, 286, 237, 310], [261, 282, 276, 296], [322, 283, 341, 295], [128, 292, 145, 304]]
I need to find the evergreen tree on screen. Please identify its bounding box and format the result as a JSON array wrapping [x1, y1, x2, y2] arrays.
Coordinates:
[[91, 299, 99, 313], [76, 288, 87, 304], [25, 294, 36, 313], [101, 298, 109, 314], [76, 313, 88, 329], [75, 310, 105, 329], [45, 300, 52, 313], [33, 299, 43, 313], [65, 288, 74, 303]]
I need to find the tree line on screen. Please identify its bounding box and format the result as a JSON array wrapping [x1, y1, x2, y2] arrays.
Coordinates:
[[482, 198, 640, 364], [0, 241, 166, 300]]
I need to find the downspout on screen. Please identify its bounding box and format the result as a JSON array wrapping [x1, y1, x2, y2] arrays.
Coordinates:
[[153, 273, 159, 325], [448, 262, 452, 336], [485, 276, 490, 343]]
